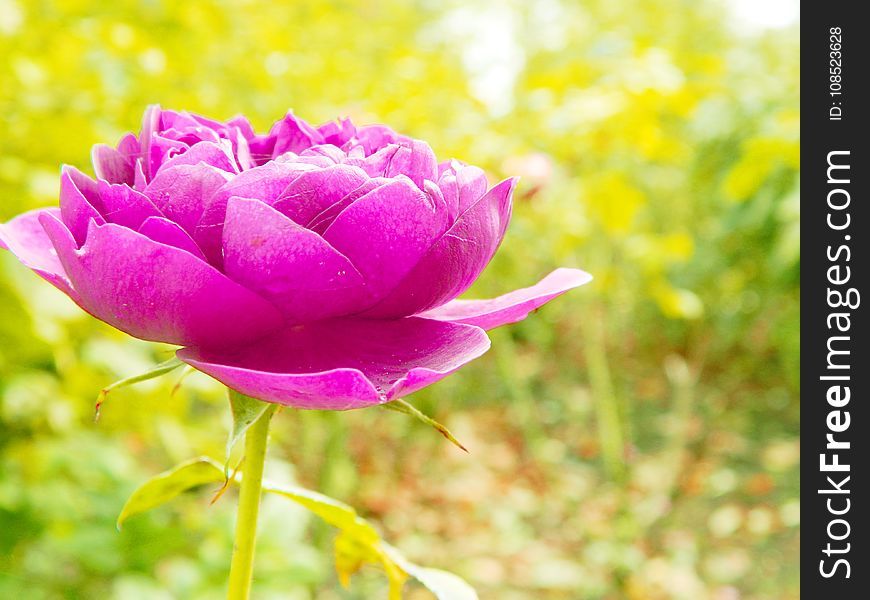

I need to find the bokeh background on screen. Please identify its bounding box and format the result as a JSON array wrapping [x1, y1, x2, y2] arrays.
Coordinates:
[[0, 1, 799, 598]]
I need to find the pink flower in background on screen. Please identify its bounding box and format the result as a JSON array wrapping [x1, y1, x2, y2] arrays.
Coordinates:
[[0, 106, 590, 409]]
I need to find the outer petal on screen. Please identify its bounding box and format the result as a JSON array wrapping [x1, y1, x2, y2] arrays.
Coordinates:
[[222, 197, 366, 321], [138, 216, 207, 260], [177, 317, 491, 410], [60, 166, 105, 245], [322, 176, 449, 306], [418, 268, 592, 330], [362, 177, 516, 318], [271, 164, 369, 226], [0, 208, 78, 299], [39, 213, 283, 348], [96, 180, 163, 230]]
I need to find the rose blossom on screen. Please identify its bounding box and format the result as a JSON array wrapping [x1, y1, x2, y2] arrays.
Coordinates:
[[1, 106, 590, 409]]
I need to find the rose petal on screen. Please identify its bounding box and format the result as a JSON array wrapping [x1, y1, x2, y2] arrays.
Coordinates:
[[144, 163, 232, 234], [139, 104, 162, 180], [271, 164, 369, 226], [91, 133, 137, 185], [39, 213, 283, 347], [322, 176, 449, 306], [134, 159, 147, 191], [0, 208, 78, 299], [348, 124, 400, 155], [306, 178, 386, 234], [222, 197, 366, 322], [385, 138, 438, 189], [249, 110, 323, 161], [299, 144, 345, 163], [227, 115, 256, 139], [155, 140, 239, 175], [194, 161, 317, 265], [177, 317, 491, 410], [96, 181, 163, 230], [344, 144, 401, 178], [59, 166, 105, 245], [439, 161, 488, 219], [148, 134, 189, 176], [318, 118, 356, 146], [138, 216, 207, 260], [419, 268, 592, 329], [362, 177, 516, 318]]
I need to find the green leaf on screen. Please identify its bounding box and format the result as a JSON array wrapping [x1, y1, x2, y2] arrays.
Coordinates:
[[261, 481, 379, 544], [383, 398, 468, 452], [260, 479, 477, 599], [95, 356, 184, 420], [116, 455, 480, 598], [383, 543, 479, 600], [116, 457, 224, 529], [226, 390, 274, 467]]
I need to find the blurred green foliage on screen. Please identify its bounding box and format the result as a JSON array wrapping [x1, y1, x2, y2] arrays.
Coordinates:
[[0, 0, 798, 598]]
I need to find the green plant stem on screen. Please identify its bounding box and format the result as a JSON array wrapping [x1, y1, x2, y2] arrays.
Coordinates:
[[227, 406, 273, 600]]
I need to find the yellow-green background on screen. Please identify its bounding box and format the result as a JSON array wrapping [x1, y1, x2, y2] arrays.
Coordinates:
[[0, 1, 799, 598]]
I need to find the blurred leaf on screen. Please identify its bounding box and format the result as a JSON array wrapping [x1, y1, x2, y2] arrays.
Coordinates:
[[95, 356, 184, 420], [261, 479, 475, 599], [116, 457, 224, 529], [383, 398, 468, 452], [118, 455, 477, 598], [383, 543, 479, 600]]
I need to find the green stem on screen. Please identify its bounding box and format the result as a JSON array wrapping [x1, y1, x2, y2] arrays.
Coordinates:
[[227, 406, 273, 600]]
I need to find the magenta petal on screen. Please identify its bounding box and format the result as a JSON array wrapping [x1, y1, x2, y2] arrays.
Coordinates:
[[148, 135, 189, 177], [439, 161, 488, 218], [323, 176, 449, 305], [39, 213, 283, 347], [222, 197, 365, 321], [306, 178, 386, 234], [139, 104, 162, 180], [134, 159, 148, 191], [96, 181, 162, 230], [91, 140, 135, 185], [362, 177, 516, 318], [0, 208, 78, 299], [350, 124, 400, 155], [144, 163, 232, 234], [419, 268, 593, 329], [177, 317, 491, 410], [60, 166, 105, 245], [138, 216, 207, 260], [385, 139, 438, 189], [194, 161, 316, 265], [299, 144, 345, 163], [318, 118, 356, 146], [345, 144, 400, 177], [255, 110, 324, 158], [271, 164, 369, 225], [227, 115, 256, 139], [156, 140, 239, 175]]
